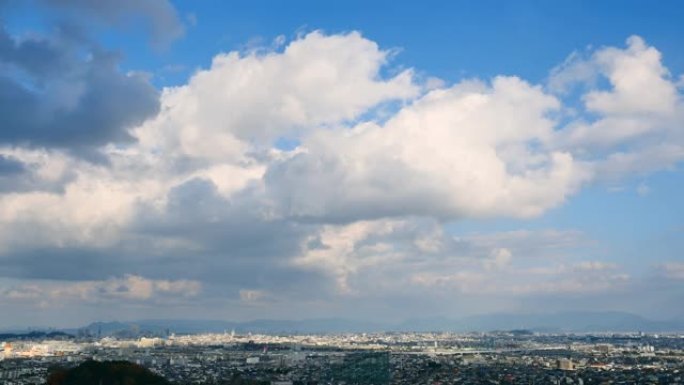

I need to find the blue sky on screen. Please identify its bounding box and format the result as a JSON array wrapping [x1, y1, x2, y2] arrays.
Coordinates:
[[0, 0, 683, 328], [114, 1, 684, 85], [9, 1, 684, 85]]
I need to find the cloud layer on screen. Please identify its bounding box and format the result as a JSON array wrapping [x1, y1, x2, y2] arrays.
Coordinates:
[[1, 29, 683, 325]]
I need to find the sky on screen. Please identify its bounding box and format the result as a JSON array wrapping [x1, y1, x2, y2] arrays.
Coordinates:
[[0, 0, 683, 328]]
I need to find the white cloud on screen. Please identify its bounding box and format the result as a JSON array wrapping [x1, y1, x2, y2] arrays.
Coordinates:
[[292, 218, 606, 297], [410, 261, 628, 296], [636, 182, 651, 196], [0, 275, 201, 306], [410, 271, 488, 293], [462, 229, 590, 256], [267, 76, 590, 220], [586, 36, 677, 116], [0, 146, 172, 253], [294, 220, 407, 294], [239, 289, 269, 303], [133, 30, 417, 162], [573, 261, 618, 271], [483, 248, 512, 271], [548, 50, 599, 94], [550, 36, 684, 178], [550, 36, 678, 117], [659, 262, 684, 280], [507, 273, 629, 295]]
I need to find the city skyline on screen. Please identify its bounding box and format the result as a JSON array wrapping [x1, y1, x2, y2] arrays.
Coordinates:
[[0, 0, 683, 328]]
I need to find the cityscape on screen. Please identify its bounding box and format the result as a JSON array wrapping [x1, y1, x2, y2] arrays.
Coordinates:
[[1, 0, 683, 384], [2, 327, 684, 384]]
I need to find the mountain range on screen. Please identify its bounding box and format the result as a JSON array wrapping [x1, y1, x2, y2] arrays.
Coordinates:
[[64, 311, 684, 336]]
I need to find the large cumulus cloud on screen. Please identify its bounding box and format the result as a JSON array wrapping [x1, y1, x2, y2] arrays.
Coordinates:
[[265, 76, 589, 221], [133, 30, 417, 163]]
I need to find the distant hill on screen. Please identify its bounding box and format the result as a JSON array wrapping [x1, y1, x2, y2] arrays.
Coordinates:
[[460, 311, 683, 333], [399, 311, 684, 333], [48, 311, 684, 337], [45, 360, 170, 385], [3, 313, 681, 337], [0, 331, 73, 340], [80, 318, 386, 336]]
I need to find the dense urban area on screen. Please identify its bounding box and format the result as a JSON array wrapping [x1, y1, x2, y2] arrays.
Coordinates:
[[2, 329, 684, 384]]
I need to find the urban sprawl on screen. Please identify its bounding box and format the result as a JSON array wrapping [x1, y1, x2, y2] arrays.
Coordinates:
[[2, 330, 684, 384]]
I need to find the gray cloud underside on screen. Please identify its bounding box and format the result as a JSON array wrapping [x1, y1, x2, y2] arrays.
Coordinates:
[[0, 23, 159, 155], [40, 0, 185, 48]]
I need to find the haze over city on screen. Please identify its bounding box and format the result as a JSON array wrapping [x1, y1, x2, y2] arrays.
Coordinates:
[[0, 0, 683, 331]]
